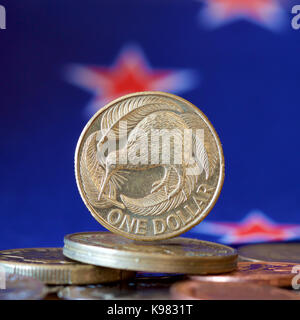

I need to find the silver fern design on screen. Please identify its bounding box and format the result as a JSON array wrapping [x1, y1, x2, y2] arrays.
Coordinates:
[[80, 94, 219, 217]]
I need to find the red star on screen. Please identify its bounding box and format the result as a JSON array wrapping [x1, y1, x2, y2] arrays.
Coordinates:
[[200, 0, 285, 29], [195, 211, 300, 244], [66, 45, 196, 114]]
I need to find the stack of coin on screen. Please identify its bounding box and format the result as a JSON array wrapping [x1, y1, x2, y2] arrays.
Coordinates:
[[2, 92, 299, 300], [57, 91, 240, 299], [64, 91, 238, 276], [60, 92, 299, 299]]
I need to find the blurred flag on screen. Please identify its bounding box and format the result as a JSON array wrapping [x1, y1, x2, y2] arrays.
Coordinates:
[[1, 1, 300, 249], [194, 211, 300, 244], [66, 44, 197, 115], [199, 0, 287, 30]]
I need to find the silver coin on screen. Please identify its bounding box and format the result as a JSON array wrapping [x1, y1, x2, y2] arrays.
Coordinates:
[[0, 274, 47, 300], [58, 276, 182, 300]]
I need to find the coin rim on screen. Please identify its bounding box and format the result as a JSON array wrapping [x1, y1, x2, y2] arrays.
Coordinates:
[[238, 243, 300, 263], [0, 247, 135, 285], [74, 91, 225, 240], [63, 232, 237, 274]]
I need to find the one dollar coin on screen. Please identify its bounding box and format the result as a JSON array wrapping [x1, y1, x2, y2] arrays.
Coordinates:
[[75, 91, 224, 240]]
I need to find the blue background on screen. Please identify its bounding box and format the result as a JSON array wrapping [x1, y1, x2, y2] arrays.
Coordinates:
[[0, 0, 300, 249]]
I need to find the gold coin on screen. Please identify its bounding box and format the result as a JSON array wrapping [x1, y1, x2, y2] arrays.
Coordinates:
[[0, 248, 135, 285], [75, 91, 224, 240], [0, 274, 47, 300], [238, 243, 300, 263], [63, 232, 237, 274]]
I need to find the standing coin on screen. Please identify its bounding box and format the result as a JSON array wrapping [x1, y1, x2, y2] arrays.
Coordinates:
[[170, 280, 300, 300], [0, 248, 135, 285], [190, 262, 297, 287], [63, 232, 237, 274], [238, 243, 300, 263], [0, 274, 47, 300], [75, 91, 224, 240]]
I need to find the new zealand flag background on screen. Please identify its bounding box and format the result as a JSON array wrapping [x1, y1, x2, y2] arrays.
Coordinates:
[[1, 0, 300, 250]]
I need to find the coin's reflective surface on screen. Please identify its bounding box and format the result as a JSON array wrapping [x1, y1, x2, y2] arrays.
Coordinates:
[[58, 274, 184, 300], [0, 247, 135, 285], [0, 274, 46, 300], [238, 243, 300, 263], [171, 280, 300, 300], [63, 232, 237, 274], [190, 262, 297, 287], [75, 91, 224, 240]]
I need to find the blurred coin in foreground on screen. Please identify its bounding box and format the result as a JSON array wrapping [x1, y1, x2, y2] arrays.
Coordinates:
[[190, 262, 297, 287], [63, 232, 237, 274], [0, 247, 135, 285], [0, 274, 46, 300], [170, 280, 300, 300], [238, 243, 300, 263], [58, 274, 183, 300]]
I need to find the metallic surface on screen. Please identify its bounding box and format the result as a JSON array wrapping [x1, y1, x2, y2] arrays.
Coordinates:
[[238, 243, 300, 263], [0, 274, 47, 300], [170, 280, 300, 300], [58, 274, 183, 300], [63, 231, 237, 274], [0, 247, 135, 285], [190, 261, 297, 287], [75, 91, 224, 240]]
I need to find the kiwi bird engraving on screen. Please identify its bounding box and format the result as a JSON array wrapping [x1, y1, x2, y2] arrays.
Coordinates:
[[80, 95, 218, 216]]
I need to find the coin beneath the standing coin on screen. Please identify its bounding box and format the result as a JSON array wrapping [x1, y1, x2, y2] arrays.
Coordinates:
[[0, 274, 47, 300], [75, 91, 224, 241], [63, 232, 237, 274], [0, 248, 135, 285], [170, 280, 300, 300], [190, 262, 297, 287], [238, 243, 300, 263], [58, 274, 183, 300]]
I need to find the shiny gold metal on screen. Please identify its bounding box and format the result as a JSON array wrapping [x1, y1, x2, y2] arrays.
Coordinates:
[[75, 91, 224, 240], [0, 248, 135, 285], [63, 232, 237, 274], [238, 243, 300, 263], [0, 274, 47, 300]]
